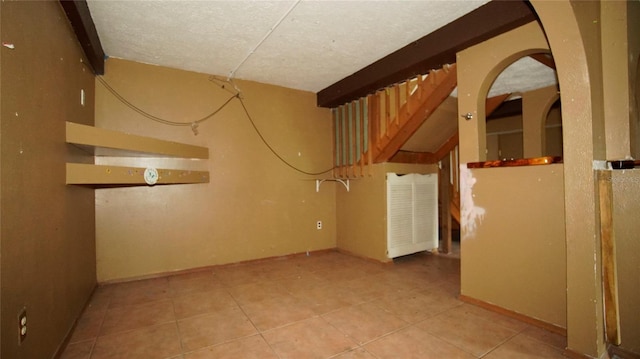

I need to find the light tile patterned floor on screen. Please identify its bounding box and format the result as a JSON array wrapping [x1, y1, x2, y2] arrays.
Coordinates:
[[60, 250, 567, 359]]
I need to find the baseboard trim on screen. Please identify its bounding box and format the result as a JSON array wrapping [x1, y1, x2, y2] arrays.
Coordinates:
[[608, 344, 640, 359], [458, 294, 567, 336], [335, 247, 393, 265], [98, 248, 339, 285], [563, 348, 597, 359]]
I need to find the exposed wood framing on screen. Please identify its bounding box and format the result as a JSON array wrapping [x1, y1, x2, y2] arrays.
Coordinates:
[[59, 0, 105, 75], [433, 131, 460, 163], [439, 152, 452, 254], [317, 0, 537, 108], [598, 170, 621, 345], [486, 93, 512, 116], [530, 53, 556, 69], [374, 64, 457, 163], [396, 93, 511, 165]]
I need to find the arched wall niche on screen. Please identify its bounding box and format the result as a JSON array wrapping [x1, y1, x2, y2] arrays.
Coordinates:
[[457, 21, 550, 163], [544, 97, 563, 157], [485, 54, 560, 161], [523, 84, 561, 158], [457, 18, 568, 337]]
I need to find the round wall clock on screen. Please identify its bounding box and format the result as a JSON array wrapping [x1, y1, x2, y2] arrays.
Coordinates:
[[143, 167, 159, 185]]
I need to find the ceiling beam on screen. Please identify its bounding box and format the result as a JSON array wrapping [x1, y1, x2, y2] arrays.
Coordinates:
[[317, 0, 537, 108], [487, 98, 522, 120], [487, 96, 561, 121], [59, 0, 105, 75], [530, 53, 556, 69]]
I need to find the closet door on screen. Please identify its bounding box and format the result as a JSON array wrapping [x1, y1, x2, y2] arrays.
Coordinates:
[[387, 173, 438, 258]]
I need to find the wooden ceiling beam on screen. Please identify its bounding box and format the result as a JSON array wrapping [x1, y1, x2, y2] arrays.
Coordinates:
[[317, 0, 537, 108], [487, 98, 523, 120], [59, 0, 105, 75]]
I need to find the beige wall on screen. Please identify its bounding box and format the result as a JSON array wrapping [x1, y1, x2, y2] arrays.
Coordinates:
[[485, 109, 562, 161], [461, 165, 566, 328], [457, 21, 567, 329], [0, 2, 97, 358], [621, 21, 640, 354], [336, 163, 437, 262], [631, 1, 640, 161], [602, 0, 633, 160], [95, 59, 335, 281], [457, 21, 550, 163]]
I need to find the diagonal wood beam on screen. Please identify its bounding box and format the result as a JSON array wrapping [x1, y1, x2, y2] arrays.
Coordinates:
[[386, 92, 515, 165], [433, 131, 460, 163], [530, 53, 556, 69], [486, 93, 512, 115], [487, 98, 522, 120], [59, 0, 105, 75], [374, 66, 457, 163], [317, 0, 537, 108]]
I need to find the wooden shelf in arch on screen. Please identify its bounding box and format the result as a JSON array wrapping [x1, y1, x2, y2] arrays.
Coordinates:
[[65, 122, 209, 186]]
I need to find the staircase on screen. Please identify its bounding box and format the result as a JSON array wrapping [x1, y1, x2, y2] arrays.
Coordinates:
[[331, 63, 457, 178], [330, 63, 509, 253]]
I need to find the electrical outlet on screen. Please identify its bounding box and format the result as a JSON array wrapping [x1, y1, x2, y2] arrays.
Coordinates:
[[18, 307, 27, 344], [316, 221, 322, 230]]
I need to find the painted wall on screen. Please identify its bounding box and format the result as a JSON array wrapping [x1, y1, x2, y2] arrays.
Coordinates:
[[461, 165, 566, 328], [630, 0, 640, 163], [486, 107, 562, 161], [95, 59, 335, 281], [532, 1, 609, 355], [0, 2, 97, 358], [611, 169, 640, 355], [336, 163, 437, 262], [457, 22, 567, 329], [619, 15, 640, 355]]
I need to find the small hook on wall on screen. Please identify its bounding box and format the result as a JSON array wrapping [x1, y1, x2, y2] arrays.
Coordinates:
[[461, 112, 473, 120]]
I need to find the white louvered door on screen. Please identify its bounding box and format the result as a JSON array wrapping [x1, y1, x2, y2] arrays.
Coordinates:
[[386, 173, 438, 258]]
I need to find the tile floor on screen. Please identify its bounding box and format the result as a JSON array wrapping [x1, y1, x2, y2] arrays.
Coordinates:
[[60, 250, 567, 359]]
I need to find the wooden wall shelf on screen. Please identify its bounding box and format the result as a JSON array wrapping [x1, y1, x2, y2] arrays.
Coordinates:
[[66, 122, 210, 186], [67, 122, 208, 158], [66, 163, 209, 185]]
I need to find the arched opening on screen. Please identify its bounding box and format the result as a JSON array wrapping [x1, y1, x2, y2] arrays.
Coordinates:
[[531, 1, 608, 356], [545, 98, 563, 157], [456, 20, 568, 336], [484, 54, 560, 161]]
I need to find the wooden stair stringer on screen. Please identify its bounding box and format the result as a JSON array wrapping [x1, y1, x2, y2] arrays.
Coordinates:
[[373, 64, 458, 163]]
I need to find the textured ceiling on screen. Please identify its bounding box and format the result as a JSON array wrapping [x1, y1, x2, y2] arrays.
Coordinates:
[[86, 0, 500, 93], [86, 0, 558, 153]]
